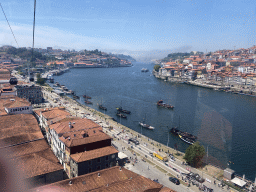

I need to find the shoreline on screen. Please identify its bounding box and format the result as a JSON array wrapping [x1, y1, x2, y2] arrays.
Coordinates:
[[153, 70, 256, 96]]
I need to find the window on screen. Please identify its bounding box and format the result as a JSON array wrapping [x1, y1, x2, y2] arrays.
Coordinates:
[[97, 158, 101, 163], [105, 163, 109, 168], [88, 168, 92, 173], [105, 156, 109, 161], [88, 160, 92, 165], [97, 166, 101, 170]]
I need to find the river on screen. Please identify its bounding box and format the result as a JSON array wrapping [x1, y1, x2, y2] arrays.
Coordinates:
[[51, 62, 256, 181]]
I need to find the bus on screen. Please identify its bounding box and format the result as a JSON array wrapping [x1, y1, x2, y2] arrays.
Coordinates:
[[153, 151, 168, 162]]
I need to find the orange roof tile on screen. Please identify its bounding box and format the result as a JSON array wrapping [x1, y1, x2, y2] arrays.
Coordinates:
[[71, 146, 118, 162], [30, 166, 171, 192]]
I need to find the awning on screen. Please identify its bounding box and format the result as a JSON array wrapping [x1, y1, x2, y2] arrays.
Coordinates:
[[231, 177, 246, 187], [118, 152, 128, 160]]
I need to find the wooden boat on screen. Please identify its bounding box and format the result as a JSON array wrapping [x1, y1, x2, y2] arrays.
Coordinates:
[[157, 100, 174, 109], [178, 132, 197, 145], [99, 105, 107, 111], [84, 99, 93, 104], [170, 127, 179, 135], [116, 112, 127, 119], [73, 95, 80, 99], [83, 95, 91, 99], [139, 122, 154, 130], [116, 107, 131, 114]]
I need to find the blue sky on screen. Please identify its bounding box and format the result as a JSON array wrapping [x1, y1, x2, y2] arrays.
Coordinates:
[[1, 0, 256, 60]]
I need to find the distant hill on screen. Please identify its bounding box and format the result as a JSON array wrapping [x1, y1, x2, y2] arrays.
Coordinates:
[[109, 53, 136, 62], [161, 51, 204, 62]]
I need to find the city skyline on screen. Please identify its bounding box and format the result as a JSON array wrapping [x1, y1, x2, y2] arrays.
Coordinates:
[[1, 0, 256, 61]]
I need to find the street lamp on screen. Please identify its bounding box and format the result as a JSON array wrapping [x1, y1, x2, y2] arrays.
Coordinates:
[[159, 125, 171, 147], [167, 126, 170, 147]]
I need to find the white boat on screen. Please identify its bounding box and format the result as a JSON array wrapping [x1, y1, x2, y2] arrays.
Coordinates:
[[139, 122, 154, 130], [141, 68, 149, 72]]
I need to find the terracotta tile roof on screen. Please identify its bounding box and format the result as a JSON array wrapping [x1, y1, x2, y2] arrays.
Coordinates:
[[71, 146, 118, 162], [12, 147, 63, 178], [39, 107, 71, 121], [50, 118, 101, 135], [60, 130, 111, 147], [3, 97, 31, 108], [0, 96, 30, 116], [0, 114, 43, 146], [91, 175, 163, 192], [0, 139, 49, 158], [30, 166, 171, 192]]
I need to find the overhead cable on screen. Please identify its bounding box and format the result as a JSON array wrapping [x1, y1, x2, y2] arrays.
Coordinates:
[[0, 3, 19, 47]]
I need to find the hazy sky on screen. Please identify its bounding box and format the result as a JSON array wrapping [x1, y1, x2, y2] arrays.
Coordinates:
[[1, 0, 256, 60]]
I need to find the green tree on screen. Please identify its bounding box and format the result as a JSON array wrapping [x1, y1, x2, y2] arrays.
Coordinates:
[[154, 64, 161, 72], [184, 142, 205, 168], [36, 73, 46, 85]]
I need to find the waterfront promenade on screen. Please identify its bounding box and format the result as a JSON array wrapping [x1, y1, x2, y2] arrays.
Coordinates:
[[40, 85, 237, 192]]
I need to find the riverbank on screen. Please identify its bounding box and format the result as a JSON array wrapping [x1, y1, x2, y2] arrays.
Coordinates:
[[153, 70, 256, 96]]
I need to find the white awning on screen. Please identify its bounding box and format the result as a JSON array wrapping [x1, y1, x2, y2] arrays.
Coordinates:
[[118, 152, 128, 159], [231, 177, 246, 187]]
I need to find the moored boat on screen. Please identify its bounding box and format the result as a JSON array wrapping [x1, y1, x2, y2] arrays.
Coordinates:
[[99, 105, 107, 111], [116, 107, 131, 114], [116, 112, 127, 119], [178, 132, 197, 145], [83, 95, 91, 99], [170, 127, 179, 135], [73, 95, 80, 99], [139, 122, 154, 130], [84, 100, 93, 104], [157, 100, 174, 109], [55, 82, 60, 87]]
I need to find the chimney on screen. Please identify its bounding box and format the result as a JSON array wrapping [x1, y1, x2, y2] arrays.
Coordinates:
[[69, 181, 72, 185], [98, 173, 100, 177], [69, 122, 72, 129]]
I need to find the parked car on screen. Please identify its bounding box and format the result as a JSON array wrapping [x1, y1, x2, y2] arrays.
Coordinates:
[[169, 177, 180, 185]]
